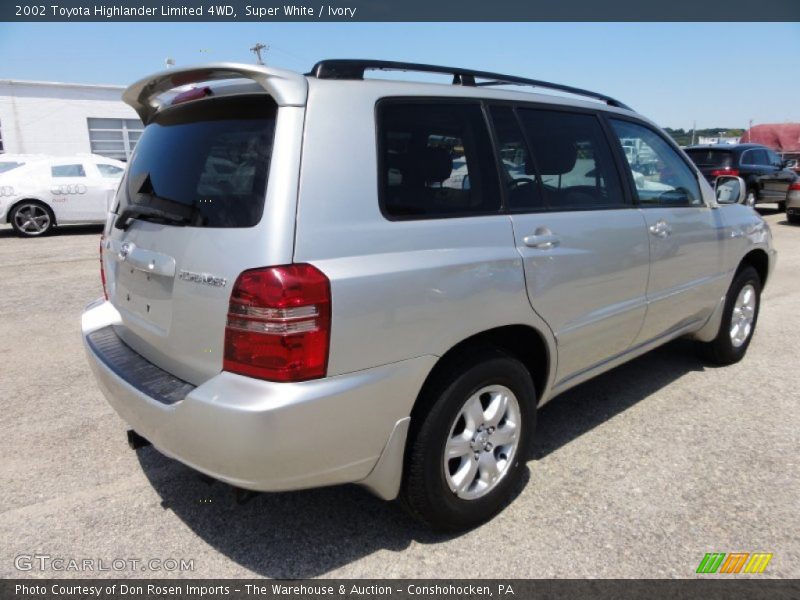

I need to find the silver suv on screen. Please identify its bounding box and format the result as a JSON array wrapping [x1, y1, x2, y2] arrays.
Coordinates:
[[83, 60, 775, 531]]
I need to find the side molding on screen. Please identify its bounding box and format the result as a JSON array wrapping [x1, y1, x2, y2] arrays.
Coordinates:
[[358, 417, 410, 501]]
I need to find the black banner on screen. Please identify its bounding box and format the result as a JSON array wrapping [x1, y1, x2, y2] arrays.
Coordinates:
[[3, 580, 800, 600], [3, 0, 800, 22]]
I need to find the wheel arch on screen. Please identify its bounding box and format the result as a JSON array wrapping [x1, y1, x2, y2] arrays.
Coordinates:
[[737, 248, 769, 287], [409, 324, 552, 429], [6, 197, 57, 225]]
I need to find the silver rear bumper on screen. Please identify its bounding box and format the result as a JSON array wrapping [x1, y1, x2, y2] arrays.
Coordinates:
[[82, 299, 434, 495]]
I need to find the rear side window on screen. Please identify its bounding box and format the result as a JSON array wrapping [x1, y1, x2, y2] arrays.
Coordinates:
[[517, 109, 625, 210], [742, 149, 768, 166], [685, 149, 733, 168], [51, 164, 86, 177], [378, 102, 500, 219], [118, 95, 276, 228]]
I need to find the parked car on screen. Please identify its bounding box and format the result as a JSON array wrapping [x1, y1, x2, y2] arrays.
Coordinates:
[[786, 180, 800, 224], [684, 143, 797, 208], [0, 154, 125, 237], [82, 60, 775, 531]]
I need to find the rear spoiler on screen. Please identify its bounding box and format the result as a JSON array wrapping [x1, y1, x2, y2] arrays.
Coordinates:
[[122, 62, 308, 123]]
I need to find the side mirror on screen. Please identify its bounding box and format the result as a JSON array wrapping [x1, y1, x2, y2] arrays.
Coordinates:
[[715, 175, 746, 205]]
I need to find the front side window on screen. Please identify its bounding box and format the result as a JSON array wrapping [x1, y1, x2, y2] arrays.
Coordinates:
[[379, 102, 500, 219], [51, 164, 86, 178], [96, 164, 124, 178], [766, 150, 783, 168], [610, 120, 702, 206], [517, 109, 625, 210]]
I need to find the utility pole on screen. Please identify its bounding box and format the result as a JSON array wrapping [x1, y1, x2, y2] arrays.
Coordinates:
[[691, 121, 696, 146], [747, 119, 753, 142], [250, 43, 268, 65]]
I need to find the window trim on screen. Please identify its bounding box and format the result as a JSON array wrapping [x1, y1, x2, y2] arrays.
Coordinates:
[[374, 97, 505, 222], [602, 113, 706, 209]]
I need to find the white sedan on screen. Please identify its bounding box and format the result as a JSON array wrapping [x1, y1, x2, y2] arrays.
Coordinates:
[[0, 155, 125, 237]]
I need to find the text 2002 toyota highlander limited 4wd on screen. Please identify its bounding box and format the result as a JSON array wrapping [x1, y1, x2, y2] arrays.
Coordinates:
[[82, 60, 775, 531]]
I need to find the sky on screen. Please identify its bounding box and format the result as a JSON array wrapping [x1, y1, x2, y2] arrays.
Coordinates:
[[0, 22, 798, 130]]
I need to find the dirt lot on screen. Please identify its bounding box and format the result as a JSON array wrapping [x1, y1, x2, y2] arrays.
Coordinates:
[[0, 209, 797, 579]]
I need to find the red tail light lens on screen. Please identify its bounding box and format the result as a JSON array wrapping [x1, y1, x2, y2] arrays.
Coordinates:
[[223, 264, 331, 382], [99, 236, 108, 300], [789, 182, 800, 191], [711, 168, 739, 177]]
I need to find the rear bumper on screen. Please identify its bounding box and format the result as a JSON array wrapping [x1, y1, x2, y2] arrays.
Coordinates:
[[82, 299, 434, 493]]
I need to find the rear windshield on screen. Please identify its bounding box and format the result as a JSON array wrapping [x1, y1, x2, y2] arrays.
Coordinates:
[[684, 149, 733, 168], [0, 161, 24, 174], [117, 95, 277, 228]]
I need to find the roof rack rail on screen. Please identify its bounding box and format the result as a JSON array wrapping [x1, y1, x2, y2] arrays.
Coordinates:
[[308, 59, 632, 111]]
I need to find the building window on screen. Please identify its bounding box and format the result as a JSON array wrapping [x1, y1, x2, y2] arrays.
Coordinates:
[[87, 118, 143, 161]]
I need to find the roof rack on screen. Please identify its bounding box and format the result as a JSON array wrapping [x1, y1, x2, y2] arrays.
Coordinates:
[[308, 59, 632, 111]]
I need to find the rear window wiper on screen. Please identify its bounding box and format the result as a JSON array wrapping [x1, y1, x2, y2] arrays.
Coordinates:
[[114, 204, 194, 230]]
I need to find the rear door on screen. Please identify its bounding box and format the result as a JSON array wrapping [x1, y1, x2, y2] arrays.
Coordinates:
[[608, 118, 725, 344], [493, 105, 650, 384], [762, 148, 795, 199], [102, 94, 297, 385]]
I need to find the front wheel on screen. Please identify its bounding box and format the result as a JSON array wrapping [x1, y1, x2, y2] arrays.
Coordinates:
[[10, 201, 54, 237], [400, 350, 536, 531], [697, 266, 761, 365]]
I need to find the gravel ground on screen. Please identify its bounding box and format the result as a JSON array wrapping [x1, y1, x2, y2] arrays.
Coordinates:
[[0, 209, 797, 579]]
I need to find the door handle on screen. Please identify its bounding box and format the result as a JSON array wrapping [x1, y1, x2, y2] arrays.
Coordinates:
[[648, 219, 672, 238], [523, 233, 560, 249]]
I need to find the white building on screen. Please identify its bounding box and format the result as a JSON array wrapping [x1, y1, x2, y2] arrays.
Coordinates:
[[697, 135, 739, 145], [0, 79, 142, 161]]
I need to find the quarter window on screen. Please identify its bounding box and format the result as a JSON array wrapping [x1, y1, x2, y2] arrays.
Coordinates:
[[378, 102, 501, 219], [517, 109, 625, 210], [51, 164, 86, 178], [610, 120, 702, 206], [742, 148, 768, 166]]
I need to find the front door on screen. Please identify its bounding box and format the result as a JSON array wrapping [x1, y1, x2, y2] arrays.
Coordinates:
[[608, 119, 726, 344]]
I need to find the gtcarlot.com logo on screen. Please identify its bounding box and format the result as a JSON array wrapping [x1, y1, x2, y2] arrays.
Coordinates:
[[696, 552, 773, 574], [14, 554, 195, 572]]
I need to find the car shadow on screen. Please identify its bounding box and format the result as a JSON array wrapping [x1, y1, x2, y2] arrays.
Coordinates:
[[0, 224, 103, 238], [136, 338, 705, 578]]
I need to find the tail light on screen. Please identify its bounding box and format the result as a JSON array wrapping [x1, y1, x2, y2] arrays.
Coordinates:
[[223, 264, 331, 382], [99, 236, 108, 300], [789, 182, 800, 191], [711, 168, 739, 177]]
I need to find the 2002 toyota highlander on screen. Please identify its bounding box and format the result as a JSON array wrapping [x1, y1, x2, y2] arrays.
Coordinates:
[[82, 60, 775, 531]]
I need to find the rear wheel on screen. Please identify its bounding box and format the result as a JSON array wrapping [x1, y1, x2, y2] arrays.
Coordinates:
[[400, 349, 536, 531], [777, 200, 787, 212], [10, 201, 54, 237], [697, 266, 761, 365]]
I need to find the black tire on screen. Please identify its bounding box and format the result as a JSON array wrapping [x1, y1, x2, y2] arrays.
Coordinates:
[[9, 200, 55, 237], [777, 201, 787, 212], [697, 266, 761, 365], [400, 348, 536, 532]]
